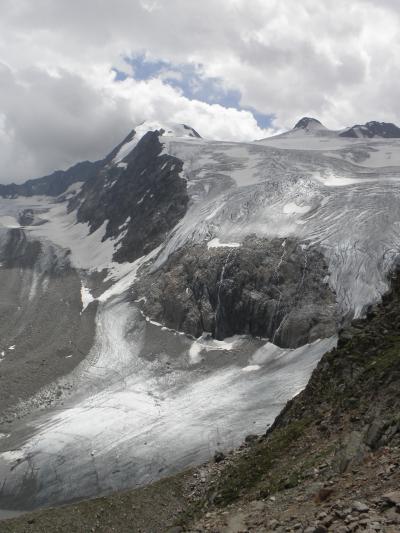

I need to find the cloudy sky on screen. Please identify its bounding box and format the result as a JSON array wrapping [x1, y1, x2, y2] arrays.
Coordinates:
[[0, 0, 399, 182]]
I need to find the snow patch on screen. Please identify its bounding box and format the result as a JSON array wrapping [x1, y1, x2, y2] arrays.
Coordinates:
[[207, 238, 241, 249], [242, 365, 261, 372], [189, 334, 239, 364], [113, 121, 199, 166], [98, 245, 162, 302], [313, 173, 370, 187], [283, 202, 311, 214], [1, 450, 24, 462], [60, 182, 84, 197], [25, 203, 115, 272], [80, 283, 95, 312], [0, 216, 20, 228], [113, 137, 138, 164]]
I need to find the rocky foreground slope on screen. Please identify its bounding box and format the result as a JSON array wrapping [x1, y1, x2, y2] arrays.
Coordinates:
[[3, 266, 400, 532]]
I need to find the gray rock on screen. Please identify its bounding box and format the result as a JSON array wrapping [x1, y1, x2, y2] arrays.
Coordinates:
[[133, 236, 337, 348], [352, 501, 369, 513], [334, 431, 369, 473], [213, 451, 225, 463], [268, 518, 280, 529], [381, 491, 400, 506]]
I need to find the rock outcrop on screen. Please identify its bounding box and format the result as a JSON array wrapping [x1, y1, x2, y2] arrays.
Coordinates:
[[133, 236, 337, 348]]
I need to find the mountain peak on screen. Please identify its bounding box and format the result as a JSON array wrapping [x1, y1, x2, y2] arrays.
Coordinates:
[[293, 117, 325, 130], [108, 121, 201, 166], [340, 121, 400, 139], [134, 120, 201, 141]]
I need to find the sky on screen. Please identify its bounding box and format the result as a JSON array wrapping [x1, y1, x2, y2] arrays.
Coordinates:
[[0, 0, 400, 182]]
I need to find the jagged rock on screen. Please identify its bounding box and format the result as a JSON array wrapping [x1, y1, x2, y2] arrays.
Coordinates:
[[75, 130, 188, 263]]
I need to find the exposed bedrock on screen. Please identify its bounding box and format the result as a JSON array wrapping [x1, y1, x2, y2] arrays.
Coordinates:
[[0, 229, 96, 421], [74, 131, 189, 263], [133, 236, 338, 348]]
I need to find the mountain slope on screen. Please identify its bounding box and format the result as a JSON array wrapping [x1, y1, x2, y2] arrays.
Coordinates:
[[1, 118, 400, 519]]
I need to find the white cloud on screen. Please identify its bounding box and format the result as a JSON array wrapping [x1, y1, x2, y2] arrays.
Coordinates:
[[0, 0, 399, 181], [0, 62, 272, 182]]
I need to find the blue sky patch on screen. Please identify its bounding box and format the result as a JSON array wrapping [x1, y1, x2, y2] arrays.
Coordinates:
[[113, 55, 273, 130]]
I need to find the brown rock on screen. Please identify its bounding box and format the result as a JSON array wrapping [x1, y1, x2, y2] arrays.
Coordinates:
[[315, 487, 335, 503], [381, 491, 400, 506]]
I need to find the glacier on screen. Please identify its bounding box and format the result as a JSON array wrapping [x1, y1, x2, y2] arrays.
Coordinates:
[[0, 119, 400, 512]]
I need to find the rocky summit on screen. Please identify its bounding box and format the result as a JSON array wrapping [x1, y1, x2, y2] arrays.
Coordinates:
[[0, 118, 400, 531]]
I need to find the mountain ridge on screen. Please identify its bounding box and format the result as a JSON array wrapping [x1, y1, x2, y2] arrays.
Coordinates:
[[3, 117, 400, 200]]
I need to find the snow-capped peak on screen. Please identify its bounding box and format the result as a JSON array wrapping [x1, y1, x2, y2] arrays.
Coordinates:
[[133, 120, 201, 142], [293, 117, 326, 131], [112, 121, 201, 165]]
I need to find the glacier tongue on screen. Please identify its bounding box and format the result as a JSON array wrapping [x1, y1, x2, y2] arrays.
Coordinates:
[[0, 300, 336, 509]]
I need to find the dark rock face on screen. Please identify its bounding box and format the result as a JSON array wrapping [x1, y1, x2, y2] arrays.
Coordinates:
[[133, 236, 337, 348], [0, 160, 103, 198], [74, 131, 189, 263], [339, 121, 400, 138]]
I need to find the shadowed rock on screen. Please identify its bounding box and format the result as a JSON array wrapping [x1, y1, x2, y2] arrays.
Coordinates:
[[133, 236, 338, 348]]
